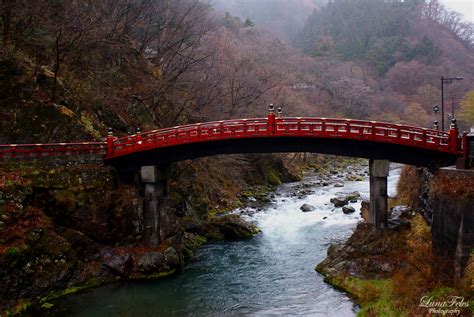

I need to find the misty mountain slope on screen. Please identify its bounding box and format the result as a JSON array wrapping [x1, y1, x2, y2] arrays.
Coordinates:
[[292, 0, 473, 127], [211, 0, 320, 42]]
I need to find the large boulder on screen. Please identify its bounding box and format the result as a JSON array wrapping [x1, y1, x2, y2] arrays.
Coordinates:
[[330, 196, 348, 207], [342, 206, 356, 214], [164, 247, 181, 269], [103, 253, 133, 277], [345, 191, 360, 202], [300, 204, 316, 212], [138, 252, 164, 273], [209, 215, 261, 240], [330, 192, 360, 207]]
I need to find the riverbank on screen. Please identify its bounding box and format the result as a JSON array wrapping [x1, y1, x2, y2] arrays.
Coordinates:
[[316, 166, 474, 316]]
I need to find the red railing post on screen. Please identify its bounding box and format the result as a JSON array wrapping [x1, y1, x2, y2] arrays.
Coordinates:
[[135, 127, 142, 150], [106, 128, 117, 158], [422, 129, 427, 144], [267, 104, 276, 134], [448, 119, 459, 152]]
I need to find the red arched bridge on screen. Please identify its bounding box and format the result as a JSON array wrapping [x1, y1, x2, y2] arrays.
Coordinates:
[[0, 111, 470, 168]]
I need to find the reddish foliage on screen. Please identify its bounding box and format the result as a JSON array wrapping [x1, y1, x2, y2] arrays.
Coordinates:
[[430, 171, 474, 199]]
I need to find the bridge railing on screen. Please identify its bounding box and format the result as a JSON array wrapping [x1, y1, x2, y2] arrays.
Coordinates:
[[111, 118, 269, 155], [106, 117, 460, 159], [0, 142, 106, 160], [275, 118, 451, 151]]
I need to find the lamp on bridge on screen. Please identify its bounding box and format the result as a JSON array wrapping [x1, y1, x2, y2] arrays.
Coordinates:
[[441, 76, 463, 131], [277, 106, 283, 118], [433, 120, 439, 130]]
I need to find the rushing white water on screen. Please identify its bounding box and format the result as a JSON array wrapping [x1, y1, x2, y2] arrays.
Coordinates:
[[50, 167, 401, 317], [249, 167, 401, 232]]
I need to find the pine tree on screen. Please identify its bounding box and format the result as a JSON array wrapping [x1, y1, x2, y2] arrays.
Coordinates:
[[243, 17, 254, 28]]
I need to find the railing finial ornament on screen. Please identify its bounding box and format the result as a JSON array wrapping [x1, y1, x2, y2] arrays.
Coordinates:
[[269, 104, 275, 113], [267, 104, 276, 134], [450, 119, 457, 129]]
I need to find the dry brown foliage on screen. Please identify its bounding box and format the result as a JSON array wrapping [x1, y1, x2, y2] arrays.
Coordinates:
[[396, 166, 424, 207], [430, 171, 474, 199]]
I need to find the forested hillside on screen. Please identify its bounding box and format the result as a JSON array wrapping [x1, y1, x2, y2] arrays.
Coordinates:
[[295, 0, 474, 126], [0, 0, 337, 143], [2, 0, 473, 145]]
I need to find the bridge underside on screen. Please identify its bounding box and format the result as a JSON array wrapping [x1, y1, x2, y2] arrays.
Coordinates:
[[105, 136, 459, 170]]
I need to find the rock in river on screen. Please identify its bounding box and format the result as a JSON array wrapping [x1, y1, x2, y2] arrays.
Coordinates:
[[300, 204, 316, 212], [342, 206, 356, 214], [330, 196, 348, 207]]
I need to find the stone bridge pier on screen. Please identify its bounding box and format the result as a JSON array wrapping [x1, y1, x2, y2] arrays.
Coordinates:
[[369, 159, 389, 230], [140, 165, 170, 247]]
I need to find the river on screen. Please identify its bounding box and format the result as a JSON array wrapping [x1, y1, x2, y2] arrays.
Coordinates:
[[50, 166, 401, 316]]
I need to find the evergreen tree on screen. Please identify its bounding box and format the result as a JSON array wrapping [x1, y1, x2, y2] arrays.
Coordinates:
[[243, 17, 254, 28]]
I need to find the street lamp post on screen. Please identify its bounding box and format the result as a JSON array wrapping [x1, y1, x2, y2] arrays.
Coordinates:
[[441, 76, 463, 131]]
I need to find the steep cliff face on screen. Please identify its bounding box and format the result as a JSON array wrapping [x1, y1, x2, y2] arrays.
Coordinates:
[[0, 164, 141, 314], [429, 168, 474, 282], [315, 166, 474, 316]]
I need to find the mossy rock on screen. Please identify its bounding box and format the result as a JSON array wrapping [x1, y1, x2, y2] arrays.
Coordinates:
[[265, 170, 282, 186], [182, 233, 208, 260]]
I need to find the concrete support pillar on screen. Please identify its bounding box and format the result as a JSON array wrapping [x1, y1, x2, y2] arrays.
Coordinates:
[[369, 159, 389, 230], [141, 165, 169, 246]]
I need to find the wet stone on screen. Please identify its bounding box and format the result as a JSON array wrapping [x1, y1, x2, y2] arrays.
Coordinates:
[[300, 204, 316, 212], [164, 247, 181, 268], [342, 206, 356, 214], [330, 196, 348, 207]]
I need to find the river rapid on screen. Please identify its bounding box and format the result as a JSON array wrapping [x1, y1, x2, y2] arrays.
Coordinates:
[[50, 166, 401, 316]]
